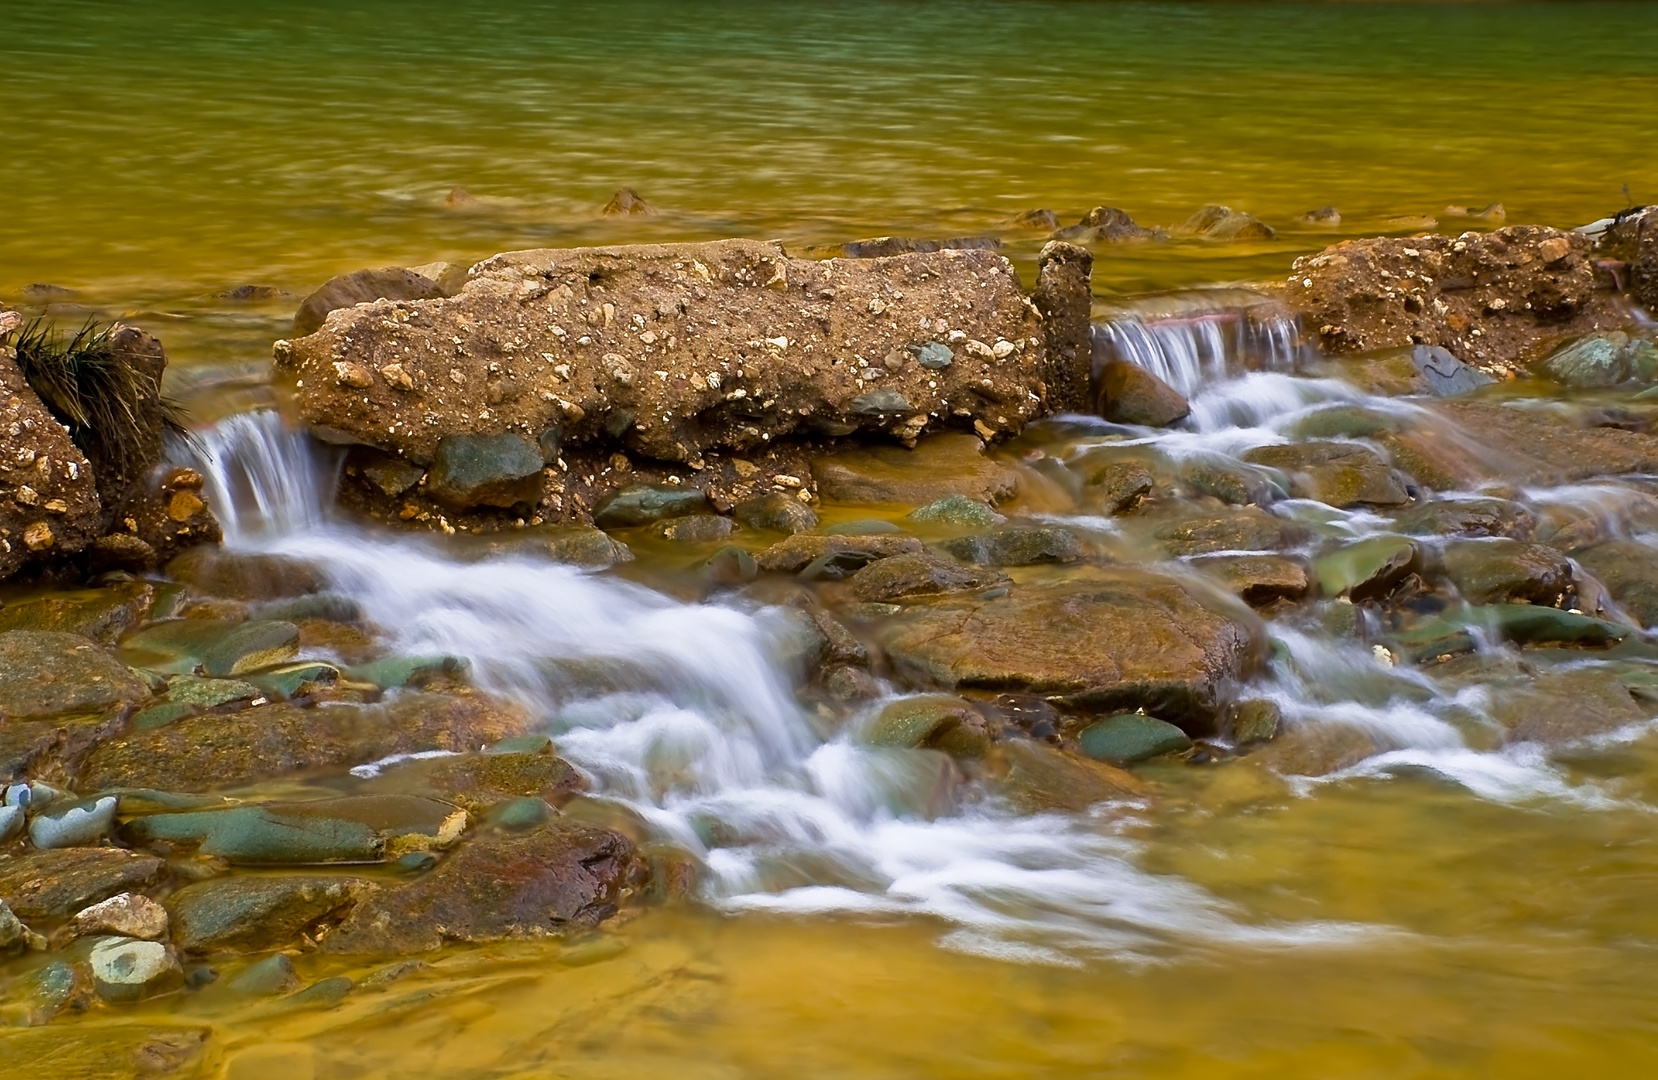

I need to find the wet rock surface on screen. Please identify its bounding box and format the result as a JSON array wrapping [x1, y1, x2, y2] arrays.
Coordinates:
[[0, 848, 164, 920], [878, 572, 1259, 730], [0, 630, 150, 719], [323, 820, 636, 953]]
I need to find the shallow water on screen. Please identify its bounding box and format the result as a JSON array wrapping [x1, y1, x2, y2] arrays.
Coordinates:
[[9, 2, 1658, 1075]]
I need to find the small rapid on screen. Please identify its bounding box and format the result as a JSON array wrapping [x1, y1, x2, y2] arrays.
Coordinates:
[[179, 410, 1372, 963], [172, 290, 1658, 965]]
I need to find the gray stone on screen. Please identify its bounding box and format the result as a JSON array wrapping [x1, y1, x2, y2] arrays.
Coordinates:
[[28, 795, 118, 848], [849, 389, 914, 415], [127, 795, 467, 865], [733, 492, 818, 534], [937, 526, 1083, 567], [593, 485, 711, 529], [911, 342, 954, 369], [88, 936, 184, 1002], [1409, 344, 1494, 396], [169, 875, 375, 955], [906, 495, 1004, 528], [425, 432, 545, 511]]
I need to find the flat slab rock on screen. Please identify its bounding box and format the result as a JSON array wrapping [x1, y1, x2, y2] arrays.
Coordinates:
[[0, 629, 151, 719], [323, 819, 635, 954], [0, 847, 165, 920], [876, 571, 1260, 731], [77, 693, 530, 792], [276, 239, 1047, 473]]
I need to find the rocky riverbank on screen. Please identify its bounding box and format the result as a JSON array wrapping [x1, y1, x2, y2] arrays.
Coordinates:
[[3, 207, 1658, 1032]]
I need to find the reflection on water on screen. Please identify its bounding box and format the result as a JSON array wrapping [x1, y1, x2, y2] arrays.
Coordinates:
[[4, 0, 1658, 306]]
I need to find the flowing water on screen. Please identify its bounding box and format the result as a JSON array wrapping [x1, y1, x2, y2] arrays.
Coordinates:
[[9, 2, 1658, 1076]]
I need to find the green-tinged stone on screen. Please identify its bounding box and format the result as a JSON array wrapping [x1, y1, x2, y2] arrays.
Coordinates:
[[246, 661, 341, 700], [906, 495, 1005, 528], [349, 654, 468, 690], [862, 695, 971, 749], [938, 526, 1083, 567], [169, 875, 373, 954], [122, 619, 300, 677], [255, 593, 364, 623], [1077, 714, 1193, 763], [166, 675, 263, 709], [126, 794, 467, 864], [488, 734, 554, 755], [425, 432, 545, 511], [280, 975, 354, 1010], [593, 485, 710, 529], [995, 740, 1147, 814], [1228, 699, 1283, 745], [492, 796, 555, 830], [1486, 604, 1629, 647], [132, 701, 201, 730], [1313, 535, 1418, 598]]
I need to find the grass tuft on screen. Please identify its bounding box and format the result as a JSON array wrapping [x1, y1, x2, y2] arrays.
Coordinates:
[[11, 316, 192, 476]]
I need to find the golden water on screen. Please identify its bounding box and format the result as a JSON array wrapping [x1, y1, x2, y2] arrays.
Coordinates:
[[7, 2, 1658, 1075]]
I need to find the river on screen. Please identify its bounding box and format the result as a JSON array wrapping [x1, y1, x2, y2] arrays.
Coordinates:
[[6, 2, 1658, 1077]]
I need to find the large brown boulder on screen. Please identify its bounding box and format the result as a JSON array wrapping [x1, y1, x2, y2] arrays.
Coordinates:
[[876, 571, 1261, 731], [1280, 226, 1625, 377], [322, 820, 636, 954], [275, 240, 1046, 517]]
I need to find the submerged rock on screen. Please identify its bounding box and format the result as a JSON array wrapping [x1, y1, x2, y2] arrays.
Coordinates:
[[1187, 553, 1310, 607], [756, 533, 922, 574], [1076, 714, 1192, 763], [1441, 538, 1574, 605], [121, 618, 300, 677], [363, 750, 586, 812], [1176, 204, 1276, 241], [812, 434, 1018, 507], [1575, 540, 1658, 628], [937, 525, 1084, 567], [733, 491, 819, 534], [878, 573, 1258, 730], [1155, 510, 1307, 557], [323, 820, 635, 954], [906, 494, 1004, 528], [0, 582, 156, 644], [126, 795, 467, 864], [846, 551, 1004, 602], [1241, 441, 1410, 508], [861, 695, 991, 759], [992, 740, 1145, 814], [1313, 535, 1418, 599], [169, 875, 374, 955]]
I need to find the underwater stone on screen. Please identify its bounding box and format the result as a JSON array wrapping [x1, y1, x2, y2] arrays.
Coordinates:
[[1077, 714, 1193, 763], [732, 491, 818, 534], [227, 953, 301, 996], [1313, 535, 1418, 599], [122, 618, 300, 677], [169, 875, 374, 955], [905, 495, 1004, 528], [88, 936, 184, 1002]]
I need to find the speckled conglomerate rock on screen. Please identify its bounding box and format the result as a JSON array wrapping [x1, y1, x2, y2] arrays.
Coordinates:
[[276, 240, 1048, 522], [1277, 225, 1626, 377], [0, 351, 102, 576]]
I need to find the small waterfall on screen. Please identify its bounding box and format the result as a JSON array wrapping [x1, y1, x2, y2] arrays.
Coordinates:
[[1093, 290, 1303, 397], [170, 410, 341, 544], [167, 408, 1371, 963]]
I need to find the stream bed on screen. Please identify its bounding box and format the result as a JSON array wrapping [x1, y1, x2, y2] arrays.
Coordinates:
[[6, 2, 1658, 1077]]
